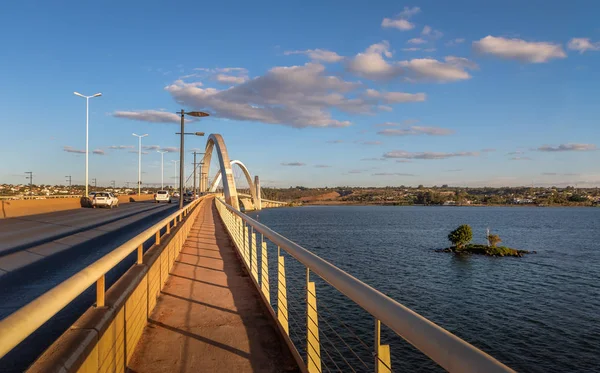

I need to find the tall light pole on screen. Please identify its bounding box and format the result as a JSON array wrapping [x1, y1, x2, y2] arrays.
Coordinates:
[[74, 91, 102, 197], [177, 110, 209, 209], [65, 175, 72, 187], [132, 133, 149, 196], [157, 150, 168, 189]]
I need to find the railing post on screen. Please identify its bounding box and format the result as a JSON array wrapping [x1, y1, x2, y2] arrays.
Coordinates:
[[251, 230, 258, 282], [277, 247, 289, 335], [167, 221, 171, 235], [261, 235, 270, 303], [156, 230, 161, 245], [96, 275, 105, 308], [137, 244, 143, 264], [306, 269, 321, 373], [375, 319, 391, 373]]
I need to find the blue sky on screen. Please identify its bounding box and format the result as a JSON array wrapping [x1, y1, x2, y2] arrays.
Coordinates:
[[1, 0, 599, 188]]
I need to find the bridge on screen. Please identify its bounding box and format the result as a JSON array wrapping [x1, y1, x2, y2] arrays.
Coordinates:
[[0, 134, 515, 373]]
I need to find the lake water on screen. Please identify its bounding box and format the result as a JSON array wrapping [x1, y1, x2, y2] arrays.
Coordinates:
[[247, 205, 600, 373]]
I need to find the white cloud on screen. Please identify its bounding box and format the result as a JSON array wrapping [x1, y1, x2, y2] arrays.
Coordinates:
[[510, 156, 532, 161], [314, 164, 331, 168], [109, 145, 135, 150], [166, 63, 358, 128], [473, 36, 566, 63], [421, 26, 443, 39], [378, 126, 454, 136], [357, 140, 382, 145], [372, 172, 416, 176], [381, 6, 420, 31], [281, 162, 306, 166], [446, 38, 465, 47], [402, 48, 421, 52], [93, 149, 105, 155], [408, 38, 427, 45], [284, 49, 344, 63], [63, 146, 86, 154], [383, 150, 479, 160], [326, 140, 344, 144], [567, 38, 600, 53], [215, 74, 248, 85], [161, 147, 179, 153], [143, 145, 161, 151], [113, 110, 184, 123], [537, 143, 597, 152], [382, 18, 414, 31], [347, 41, 401, 80], [399, 56, 477, 82], [364, 89, 426, 103]]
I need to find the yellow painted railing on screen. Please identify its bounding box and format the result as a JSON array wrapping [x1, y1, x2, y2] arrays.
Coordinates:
[[215, 197, 516, 373], [0, 197, 204, 363]]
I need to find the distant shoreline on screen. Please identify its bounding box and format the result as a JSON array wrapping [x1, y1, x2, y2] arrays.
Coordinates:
[[297, 201, 597, 208]]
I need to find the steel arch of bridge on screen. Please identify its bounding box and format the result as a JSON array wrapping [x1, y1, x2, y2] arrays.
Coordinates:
[[201, 134, 260, 211]]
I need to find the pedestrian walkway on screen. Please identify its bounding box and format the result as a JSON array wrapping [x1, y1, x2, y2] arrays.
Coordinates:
[[128, 198, 298, 372]]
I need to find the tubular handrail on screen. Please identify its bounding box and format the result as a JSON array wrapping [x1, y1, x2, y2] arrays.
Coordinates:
[[215, 198, 515, 373], [0, 198, 203, 358]]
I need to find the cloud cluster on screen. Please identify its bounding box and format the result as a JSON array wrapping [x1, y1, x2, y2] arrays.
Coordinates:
[[284, 49, 344, 63], [347, 42, 476, 82], [568, 38, 600, 53], [377, 126, 454, 136], [537, 143, 596, 152], [383, 150, 479, 160], [510, 156, 532, 161], [109, 145, 135, 150], [381, 6, 420, 31], [194, 67, 249, 85], [281, 162, 306, 166], [113, 110, 184, 123], [93, 149, 105, 155], [473, 36, 566, 63], [165, 62, 424, 128], [142, 145, 179, 153]]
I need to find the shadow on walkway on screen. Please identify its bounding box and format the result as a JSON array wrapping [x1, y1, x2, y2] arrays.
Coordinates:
[[128, 198, 299, 372]]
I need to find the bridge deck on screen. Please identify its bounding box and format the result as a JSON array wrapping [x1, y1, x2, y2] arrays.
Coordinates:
[[128, 199, 298, 373]]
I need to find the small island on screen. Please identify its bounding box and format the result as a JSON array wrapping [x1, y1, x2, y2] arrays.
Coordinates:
[[437, 224, 532, 257]]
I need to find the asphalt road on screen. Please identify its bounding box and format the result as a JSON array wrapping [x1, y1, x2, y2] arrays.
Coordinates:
[[0, 200, 185, 372]]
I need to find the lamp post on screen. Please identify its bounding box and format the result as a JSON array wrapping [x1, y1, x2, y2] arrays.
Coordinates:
[[74, 91, 102, 197], [177, 109, 209, 209], [157, 150, 168, 189], [132, 133, 149, 196]]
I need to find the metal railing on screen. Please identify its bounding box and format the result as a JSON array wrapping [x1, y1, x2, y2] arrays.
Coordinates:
[[0, 197, 203, 359], [215, 197, 515, 373]]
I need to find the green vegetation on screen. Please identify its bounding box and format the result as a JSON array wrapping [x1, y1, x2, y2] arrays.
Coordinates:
[[258, 186, 600, 207], [441, 244, 530, 257], [448, 225, 473, 249], [440, 225, 530, 257], [487, 233, 502, 247]]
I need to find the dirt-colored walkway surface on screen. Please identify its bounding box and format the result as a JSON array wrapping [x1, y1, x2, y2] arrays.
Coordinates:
[[128, 199, 299, 373]]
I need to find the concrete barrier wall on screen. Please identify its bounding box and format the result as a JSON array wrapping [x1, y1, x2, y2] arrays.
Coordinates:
[[1, 195, 155, 219], [26, 199, 203, 373]]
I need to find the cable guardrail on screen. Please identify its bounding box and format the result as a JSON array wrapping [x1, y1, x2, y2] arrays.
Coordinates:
[[0, 197, 204, 359], [215, 197, 516, 373]]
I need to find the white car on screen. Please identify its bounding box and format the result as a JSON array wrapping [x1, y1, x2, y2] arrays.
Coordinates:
[[155, 190, 172, 203], [92, 192, 119, 208]]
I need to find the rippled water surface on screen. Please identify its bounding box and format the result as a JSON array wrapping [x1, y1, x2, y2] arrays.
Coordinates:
[[248, 206, 600, 373]]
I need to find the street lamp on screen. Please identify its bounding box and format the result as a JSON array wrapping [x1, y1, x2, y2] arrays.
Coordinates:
[[177, 110, 209, 209], [74, 91, 102, 197], [132, 133, 149, 196], [157, 150, 168, 189]]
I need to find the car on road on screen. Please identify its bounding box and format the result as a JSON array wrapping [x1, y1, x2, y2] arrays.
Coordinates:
[[154, 190, 172, 203], [92, 192, 119, 208]]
